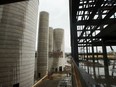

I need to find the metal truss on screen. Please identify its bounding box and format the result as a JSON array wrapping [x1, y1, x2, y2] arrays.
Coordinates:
[[69, 0, 116, 66], [0, 0, 28, 5]]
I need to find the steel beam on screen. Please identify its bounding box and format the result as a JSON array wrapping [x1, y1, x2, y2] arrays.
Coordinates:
[[78, 0, 104, 39], [0, 0, 28, 5], [76, 19, 116, 25]]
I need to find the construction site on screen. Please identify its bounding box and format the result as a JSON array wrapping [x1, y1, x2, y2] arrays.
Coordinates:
[[0, 0, 116, 87]]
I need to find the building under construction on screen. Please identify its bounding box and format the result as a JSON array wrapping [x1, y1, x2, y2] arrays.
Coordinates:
[[70, 0, 116, 87]]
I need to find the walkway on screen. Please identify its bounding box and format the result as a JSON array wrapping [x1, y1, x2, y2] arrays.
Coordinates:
[[36, 73, 71, 87], [35, 73, 66, 87]]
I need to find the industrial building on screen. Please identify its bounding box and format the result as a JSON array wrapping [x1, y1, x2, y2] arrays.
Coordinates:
[[36, 18, 66, 86], [37, 26, 65, 75], [0, 0, 39, 87], [37, 11, 49, 79], [48, 27, 54, 74], [0, 0, 67, 87], [0, 0, 116, 87], [53, 28, 65, 72]]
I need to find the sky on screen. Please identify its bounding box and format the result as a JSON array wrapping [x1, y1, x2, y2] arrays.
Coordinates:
[[39, 0, 71, 53]]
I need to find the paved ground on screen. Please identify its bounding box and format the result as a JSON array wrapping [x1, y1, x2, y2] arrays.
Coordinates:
[[36, 73, 65, 87], [58, 76, 72, 87]]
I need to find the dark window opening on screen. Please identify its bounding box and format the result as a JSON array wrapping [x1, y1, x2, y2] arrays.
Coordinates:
[[13, 83, 19, 87], [59, 66, 62, 72], [38, 73, 41, 78]]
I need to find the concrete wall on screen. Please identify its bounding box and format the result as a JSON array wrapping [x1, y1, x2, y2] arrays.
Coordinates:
[[37, 11, 49, 78], [0, 0, 39, 87]]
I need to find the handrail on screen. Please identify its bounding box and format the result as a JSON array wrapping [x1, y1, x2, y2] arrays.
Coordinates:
[[32, 74, 48, 87], [72, 59, 87, 87], [72, 59, 97, 87]]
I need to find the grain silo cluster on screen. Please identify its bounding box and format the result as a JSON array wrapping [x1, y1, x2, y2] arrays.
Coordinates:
[[0, 1, 65, 87], [37, 13, 65, 76], [0, 0, 116, 87]]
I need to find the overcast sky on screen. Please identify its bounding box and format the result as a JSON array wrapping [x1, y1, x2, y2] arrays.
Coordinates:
[[39, 0, 71, 52]]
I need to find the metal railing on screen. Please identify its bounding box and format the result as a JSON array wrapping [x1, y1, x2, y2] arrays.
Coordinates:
[[72, 59, 100, 87]]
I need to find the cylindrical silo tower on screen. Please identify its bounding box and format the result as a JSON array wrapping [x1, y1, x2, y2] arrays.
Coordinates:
[[53, 28, 64, 56], [49, 27, 53, 52], [37, 11, 49, 79], [53, 28, 64, 72], [0, 0, 39, 87], [48, 27, 54, 73]]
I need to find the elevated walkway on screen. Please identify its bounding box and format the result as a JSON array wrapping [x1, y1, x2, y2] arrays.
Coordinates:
[[33, 73, 72, 87]]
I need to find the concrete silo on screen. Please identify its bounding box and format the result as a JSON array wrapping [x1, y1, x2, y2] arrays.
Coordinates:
[[49, 27, 54, 53], [37, 11, 49, 79], [48, 27, 54, 73], [0, 0, 39, 87], [53, 28, 65, 72]]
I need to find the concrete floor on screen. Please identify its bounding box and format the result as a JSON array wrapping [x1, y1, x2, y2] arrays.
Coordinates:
[[36, 73, 65, 87]]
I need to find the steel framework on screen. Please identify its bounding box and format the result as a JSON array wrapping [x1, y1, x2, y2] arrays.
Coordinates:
[[69, 0, 116, 66], [0, 0, 28, 5]]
